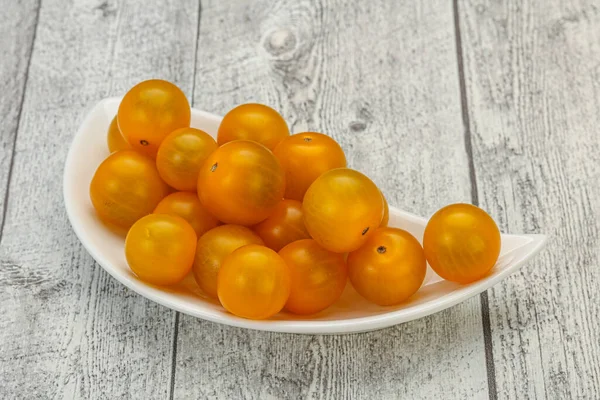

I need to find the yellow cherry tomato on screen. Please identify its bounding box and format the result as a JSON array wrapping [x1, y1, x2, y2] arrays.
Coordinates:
[[193, 225, 264, 299], [303, 168, 384, 253], [279, 239, 347, 315], [118, 79, 191, 157], [153, 192, 219, 238], [253, 199, 310, 251], [107, 116, 131, 153], [125, 214, 197, 286], [217, 103, 289, 150], [197, 140, 286, 226], [156, 127, 217, 191], [348, 227, 426, 306], [218, 244, 291, 320], [90, 150, 170, 230], [273, 132, 347, 201], [423, 203, 501, 284]]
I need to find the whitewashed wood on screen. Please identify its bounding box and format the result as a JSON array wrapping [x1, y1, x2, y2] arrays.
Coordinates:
[[0, 0, 199, 398], [459, 0, 600, 398], [174, 1, 489, 399], [0, 0, 39, 230]]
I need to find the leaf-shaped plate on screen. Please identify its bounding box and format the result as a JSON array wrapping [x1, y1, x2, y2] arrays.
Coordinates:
[[63, 98, 548, 334]]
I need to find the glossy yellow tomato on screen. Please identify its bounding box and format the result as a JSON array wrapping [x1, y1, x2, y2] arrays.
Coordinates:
[[303, 168, 384, 253], [193, 225, 264, 299], [90, 150, 170, 230], [348, 227, 426, 306], [218, 244, 291, 319], [125, 214, 197, 285], [197, 140, 285, 225], [253, 199, 310, 251], [380, 192, 389, 227], [423, 203, 501, 284], [154, 192, 219, 238], [118, 79, 191, 157], [217, 103, 289, 150], [279, 239, 347, 315], [273, 132, 347, 201], [107, 116, 131, 153], [156, 127, 217, 191]]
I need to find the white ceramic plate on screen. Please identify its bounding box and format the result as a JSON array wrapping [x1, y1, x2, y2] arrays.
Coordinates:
[[63, 97, 548, 334]]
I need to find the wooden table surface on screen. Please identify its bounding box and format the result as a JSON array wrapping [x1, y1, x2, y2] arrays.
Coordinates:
[[1, 0, 599, 399]]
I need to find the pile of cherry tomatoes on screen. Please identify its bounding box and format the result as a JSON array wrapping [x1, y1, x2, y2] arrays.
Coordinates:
[[90, 79, 501, 320]]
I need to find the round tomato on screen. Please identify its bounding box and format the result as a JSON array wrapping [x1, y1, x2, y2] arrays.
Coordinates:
[[253, 199, 310, 251], [348, 227, 426, 306], [156, 127, 217, 191], [154, 192, 219, 238], [197, 140, 285, 226], [217, 103, 289, 150], [279, 239, 347, 315], [380, 192, 389, 227], [107, 116, 131, 153], [193, 225, 264, 299], [273, 132, 346, 201], [118, 79, 191, 157], [90, 150, 170, 230], [423, 203, 500, 283], [303, 168, 384, 253], [218, 244, 291, 320], [125, 214, 197, 285]]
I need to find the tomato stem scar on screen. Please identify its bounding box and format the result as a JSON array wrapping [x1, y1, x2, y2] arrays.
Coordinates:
[[140, 140, 149, 146], [303, 137, 312, 142], [377, 246, 386, 254], [210, 163, 218, 172]]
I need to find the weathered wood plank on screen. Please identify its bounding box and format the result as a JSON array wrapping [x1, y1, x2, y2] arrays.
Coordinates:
[[0, 0, 199, 398], [0, 0, 39, 231], [174, 1, 489, 399], [459, 0, 600, 398]]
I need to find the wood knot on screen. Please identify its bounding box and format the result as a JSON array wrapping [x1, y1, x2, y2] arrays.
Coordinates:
[[264, 29, 297, 56], [349, 121, 367, 132]]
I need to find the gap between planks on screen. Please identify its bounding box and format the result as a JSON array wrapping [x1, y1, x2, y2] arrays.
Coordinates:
[[168, 1, 204, 398], [0, 0, 42, 244], [452, 1, 497, 399]]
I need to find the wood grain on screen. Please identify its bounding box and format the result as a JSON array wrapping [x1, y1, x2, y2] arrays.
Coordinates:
[[458, 0, 600, 398], [174, 1, 490, 399], [0, 0, 40, 231], [0, 0, 199, 398]]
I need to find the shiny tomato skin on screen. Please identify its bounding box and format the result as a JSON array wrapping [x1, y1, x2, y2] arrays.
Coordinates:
[[218, 244, 291, 320], [273, 132, 347, 201], [125, 214, 197, 286], [380, 192, 389, 227], [90, 150, 170, 230], [279, 239, 347, 315], [153, 191, 219, 238], [197, 140, 285, 226], [423, 203, 501, 284], [118, 79, 191, 157], [303, 168, 384, 253], [156, 127, 217, 191], [107, 116, 131, 153], [253, 199, 310, 251], [217, 103, 289, 150], [192, 225, 264, 299], [348, 227, 426, 306]]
